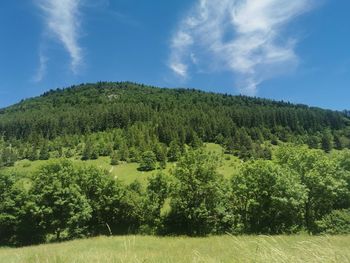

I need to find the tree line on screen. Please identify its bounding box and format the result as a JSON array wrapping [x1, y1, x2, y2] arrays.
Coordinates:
[[1, 145, 349, 247]]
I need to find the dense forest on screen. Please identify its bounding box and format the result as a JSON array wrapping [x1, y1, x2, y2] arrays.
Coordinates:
[[0, 82, 350, 246], [0, 81, 349, 167]]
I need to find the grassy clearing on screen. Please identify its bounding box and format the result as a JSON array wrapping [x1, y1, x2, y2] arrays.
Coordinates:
[[1, 144, 239, 185], [0, 235, 349, 263]]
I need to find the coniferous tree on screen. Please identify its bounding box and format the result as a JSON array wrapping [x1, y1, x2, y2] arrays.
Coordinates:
[[28, 147, 38, 161], [139, 151, 157, 171], [81, 141, 93, 161], [1, 147, 17, 167], [119, 142, 129, 162], [321, 131, 334, 153], [110, 151, 119, 165], [168, 140, 181, 162], [39, 144, 50, 160]]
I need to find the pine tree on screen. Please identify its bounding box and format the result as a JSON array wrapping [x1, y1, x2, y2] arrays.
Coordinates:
[[168, 140, 181, 162], [28, 147, 38, 161], [321, 131, 334, 153], [39, 144, 50, 160], [81, 141, 92, 161], [110, 151, 119, 165]]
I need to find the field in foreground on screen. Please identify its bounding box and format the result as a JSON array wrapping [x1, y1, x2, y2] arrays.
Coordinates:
[[0, 235, 349, 263]]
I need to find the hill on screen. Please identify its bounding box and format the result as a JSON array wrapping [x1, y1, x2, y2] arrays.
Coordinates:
[[0, 82, 349, 168], [0, 82, 348, 141], [0, 82, 350, 248]]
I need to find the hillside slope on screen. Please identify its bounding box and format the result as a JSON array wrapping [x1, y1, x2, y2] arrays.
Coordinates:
[[0, 82, 349, 167], [0, 81, 348, 142]]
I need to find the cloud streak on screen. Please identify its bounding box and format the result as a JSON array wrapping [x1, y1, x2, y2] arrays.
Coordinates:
[[169, 0, 314, 95], [36, 0, 83, 74], [33, 50, 48, 82]]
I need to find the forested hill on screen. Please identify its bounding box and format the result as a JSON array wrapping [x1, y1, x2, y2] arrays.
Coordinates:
[[0, 82, 349, 144], [1, 82, 350, 245]]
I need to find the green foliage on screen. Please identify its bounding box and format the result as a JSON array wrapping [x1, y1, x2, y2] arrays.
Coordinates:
[[153, 143, 167, 169], [118, 142, 129, 162], [316, 209, 350, 234], [0, 81, 350, 245], [232, 160, 307, 234], [39, 144, 50, 160], [321, 130, 334, 153], [143, 173, 170, 233], [168, 141, 181, 162], [110, 151, 119, 165], [28, 147, 38, 161], [166, 150, 232, 235], [30, 161, 93, 241], [0, 82, 349, 164], [275, 145, 350, 232], [1, 144, 350, 246], [0, 146, 17, 167], [138, 151, 157, 171], [0, 172, 40, 246]]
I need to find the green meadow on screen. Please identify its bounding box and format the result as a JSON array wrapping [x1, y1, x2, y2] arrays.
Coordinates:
[[1, 235, 349, 263], [2, 143, 240, 185]]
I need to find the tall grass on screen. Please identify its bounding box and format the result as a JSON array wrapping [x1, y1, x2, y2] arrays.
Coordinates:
[[1, 235, 349, 263]]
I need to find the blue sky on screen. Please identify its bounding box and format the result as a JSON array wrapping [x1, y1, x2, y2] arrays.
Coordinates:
[[0, 0, 349, 110]]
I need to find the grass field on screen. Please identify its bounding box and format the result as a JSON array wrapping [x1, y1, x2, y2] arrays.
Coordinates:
[[0, 235, 349, 263], [1, 144, 240, 185]]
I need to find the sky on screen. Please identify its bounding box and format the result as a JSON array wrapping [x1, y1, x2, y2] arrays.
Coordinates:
[[0, 0, 349, 110]]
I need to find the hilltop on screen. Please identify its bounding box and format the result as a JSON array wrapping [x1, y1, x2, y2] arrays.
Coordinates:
[[0, 82, 349, 152]]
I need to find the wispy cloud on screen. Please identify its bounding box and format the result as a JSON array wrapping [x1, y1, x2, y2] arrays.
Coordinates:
[[33, 49, 48, 82], [36, 0, 83, 74], [169, 0, 314, 95]]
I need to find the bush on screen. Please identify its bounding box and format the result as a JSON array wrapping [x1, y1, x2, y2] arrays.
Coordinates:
[[316, 209, 350, 234], [138, 151, 157, 171]]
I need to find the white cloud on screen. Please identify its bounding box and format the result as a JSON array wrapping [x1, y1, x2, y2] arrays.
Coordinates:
[[33, 50, 48, 82], [169, 0, 314, 95], [36, 0, 83, 73]]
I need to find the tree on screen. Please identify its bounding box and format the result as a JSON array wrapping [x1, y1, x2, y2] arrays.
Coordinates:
[[153, 143, 167, 169], [39, 144, 50, 160], [334, 134, 345, 150], [129, 147, 140, 162], [166, 150, 232, 235], [232, 160, 307, 234], [30, 161, 92, 241], [0, 172, 21, 245], [144, 173, 169, 232], [78, 165, 143, 236], [110, 151, 119, 165], [189, 131, 203, 149], [321, 130, 333, 153], [168, 140, 181, 162], [28, 147, 38, 161], [118, 142, 129, 162], [138, 151, 157, 171], [275, 145, 350, 232], [1, 147, 17, 167], [81, 141, 93, 161], [316, 209, 350, 234], [306, 135, 320, 149], [224, 137, 235, 154]]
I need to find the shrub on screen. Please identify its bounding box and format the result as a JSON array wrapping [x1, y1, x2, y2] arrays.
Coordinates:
[[316, 209, 350, 234]]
